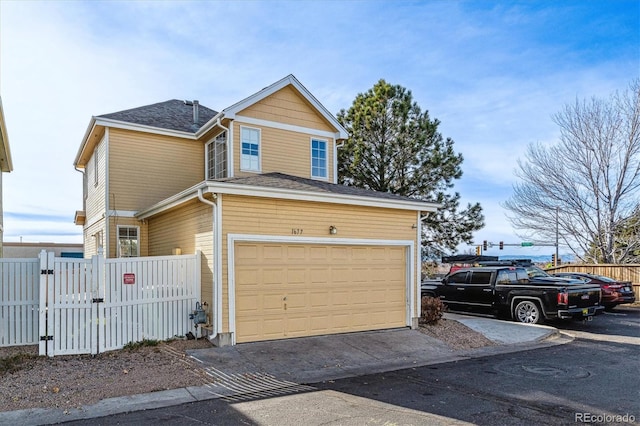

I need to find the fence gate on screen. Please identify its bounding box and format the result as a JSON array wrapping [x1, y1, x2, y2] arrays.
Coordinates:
[[39, 252, 102, 356], [37, 251, 201, 357]]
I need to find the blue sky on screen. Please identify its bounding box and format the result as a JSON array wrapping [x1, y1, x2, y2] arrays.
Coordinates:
[[1, 0, 638, 257]]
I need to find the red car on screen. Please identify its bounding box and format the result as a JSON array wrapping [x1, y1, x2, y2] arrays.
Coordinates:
[[554, 272, 636, 310]]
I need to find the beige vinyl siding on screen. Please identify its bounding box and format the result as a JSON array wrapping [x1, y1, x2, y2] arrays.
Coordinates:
[[83, 135, 107, 258], [220, 195, 417, 334], [85, 136, 106, 226], [108, 128, 204, 211], [232, 122, 334, 180], [239, 85, 335, 132], [83, 219, 105, 258], [146, 199, 214, 309]]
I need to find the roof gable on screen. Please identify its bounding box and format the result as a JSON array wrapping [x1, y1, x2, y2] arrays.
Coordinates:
[[237, 85, 335, 132], [214, 75, 348, 139]]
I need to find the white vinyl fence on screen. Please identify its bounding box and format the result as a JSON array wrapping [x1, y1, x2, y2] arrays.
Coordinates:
[[0, 258, 40, 347], [2, 250, 202, 357]]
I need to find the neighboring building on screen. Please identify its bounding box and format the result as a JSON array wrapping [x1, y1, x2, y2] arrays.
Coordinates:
[[73, 75, 440, 346], [3, 242, 83, 258], [0, 96, 14, 258]]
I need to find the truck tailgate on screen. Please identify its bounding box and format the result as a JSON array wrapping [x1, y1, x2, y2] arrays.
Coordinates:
[[567, 285, 601, 308]]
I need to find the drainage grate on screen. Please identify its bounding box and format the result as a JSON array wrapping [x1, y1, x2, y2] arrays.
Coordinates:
[[200, 367, 316, 402]]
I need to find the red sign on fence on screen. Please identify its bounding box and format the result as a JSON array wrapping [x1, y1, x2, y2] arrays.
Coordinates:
[[123, 273, 135, 285]]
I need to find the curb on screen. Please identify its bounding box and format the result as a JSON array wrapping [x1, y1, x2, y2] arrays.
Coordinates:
[[0, 321, 571, 425]]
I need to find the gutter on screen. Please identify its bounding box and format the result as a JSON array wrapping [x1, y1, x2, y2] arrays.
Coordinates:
[[197, 188, 222, 344]]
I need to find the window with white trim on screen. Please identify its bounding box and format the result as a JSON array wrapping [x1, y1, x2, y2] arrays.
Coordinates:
[[206, 131, 227, 179], [118, 226, 139, 258], [93, 150, 99, 186], [240, 127, 260, 172], [311, 138, 327, 179]]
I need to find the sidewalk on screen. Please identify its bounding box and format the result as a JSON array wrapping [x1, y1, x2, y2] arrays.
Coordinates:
[[1, 314, 570, 426]]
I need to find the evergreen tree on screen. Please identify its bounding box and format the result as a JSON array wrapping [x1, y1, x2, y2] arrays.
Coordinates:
[[337, 79, 484, 259]]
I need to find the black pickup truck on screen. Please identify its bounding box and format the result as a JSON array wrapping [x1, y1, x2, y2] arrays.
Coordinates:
[[421, 266, 603, 324]]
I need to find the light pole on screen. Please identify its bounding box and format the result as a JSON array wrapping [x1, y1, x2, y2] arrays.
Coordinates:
[[555, 206, 559, 267]]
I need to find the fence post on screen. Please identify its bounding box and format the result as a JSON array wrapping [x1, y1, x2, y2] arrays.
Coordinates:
[[38, 251, 47, 356], [38, 251, 55, 357], [92, 248, 105, 355]]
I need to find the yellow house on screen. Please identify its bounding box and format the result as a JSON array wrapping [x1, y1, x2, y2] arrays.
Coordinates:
[[73, 75, 439, 345], [0, 96, 14, 258]]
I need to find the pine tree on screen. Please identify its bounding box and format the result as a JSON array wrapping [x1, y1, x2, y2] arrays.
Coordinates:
[[337, 79, 484, 259]]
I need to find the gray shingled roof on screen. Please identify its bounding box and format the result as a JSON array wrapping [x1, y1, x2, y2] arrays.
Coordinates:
[[218, 172, 434, 204], [98, 100, 218, 133]]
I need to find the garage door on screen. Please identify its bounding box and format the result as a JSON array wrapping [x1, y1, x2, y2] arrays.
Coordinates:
[[234, 242, 407, 343]]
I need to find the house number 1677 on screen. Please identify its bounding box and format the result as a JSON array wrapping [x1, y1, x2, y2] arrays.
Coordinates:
[[291, 229, 303, 235]]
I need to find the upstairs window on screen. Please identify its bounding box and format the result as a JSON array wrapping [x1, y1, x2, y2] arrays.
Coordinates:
[[240, 127, 260, 172], [311, 138, 327, 179], [93, 150, 99, 186], [118, 226, 139, 258], [206, 131, 227, 180]]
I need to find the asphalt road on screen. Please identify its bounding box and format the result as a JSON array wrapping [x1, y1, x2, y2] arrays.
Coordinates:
[[61, 306, 640, 426]]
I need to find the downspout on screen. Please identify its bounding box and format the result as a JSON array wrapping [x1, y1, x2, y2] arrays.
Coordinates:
[[197, 188, 221, 343]]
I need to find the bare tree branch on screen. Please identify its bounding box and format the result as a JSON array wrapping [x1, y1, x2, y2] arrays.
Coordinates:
[[504, 79, 640, 263]]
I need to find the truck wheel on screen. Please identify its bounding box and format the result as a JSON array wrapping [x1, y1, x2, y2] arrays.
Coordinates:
[[514, 300, 541, 324]]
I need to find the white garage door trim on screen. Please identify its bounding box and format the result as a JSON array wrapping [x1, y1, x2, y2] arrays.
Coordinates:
[[227, 233, 415, 345]]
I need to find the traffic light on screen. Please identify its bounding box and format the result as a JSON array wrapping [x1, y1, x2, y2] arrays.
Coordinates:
[[483, 240, 488, 251], [475, 246, 481, 255], [551, 253, 556, 264], [499, 241, 504, 250]]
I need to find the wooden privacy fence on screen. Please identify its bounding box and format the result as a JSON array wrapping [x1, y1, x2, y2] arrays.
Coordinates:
[[1, 251, 202, 357], [547, 264, 640, 299]]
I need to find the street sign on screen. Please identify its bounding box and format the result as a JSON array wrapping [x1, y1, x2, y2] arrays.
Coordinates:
[[521, 242, 534, 247]]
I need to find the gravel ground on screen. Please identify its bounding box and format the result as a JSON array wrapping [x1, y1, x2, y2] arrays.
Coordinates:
[[0, 320, 493, 413]]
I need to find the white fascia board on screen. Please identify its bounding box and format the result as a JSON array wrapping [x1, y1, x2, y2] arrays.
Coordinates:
[[107, 210, 138, 218], [74, 117, 98, 167], [94, 117, 198, 140], [208, 182, 440, 211], [136, 179, 440, 220], [234, 115, 342, 140]]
